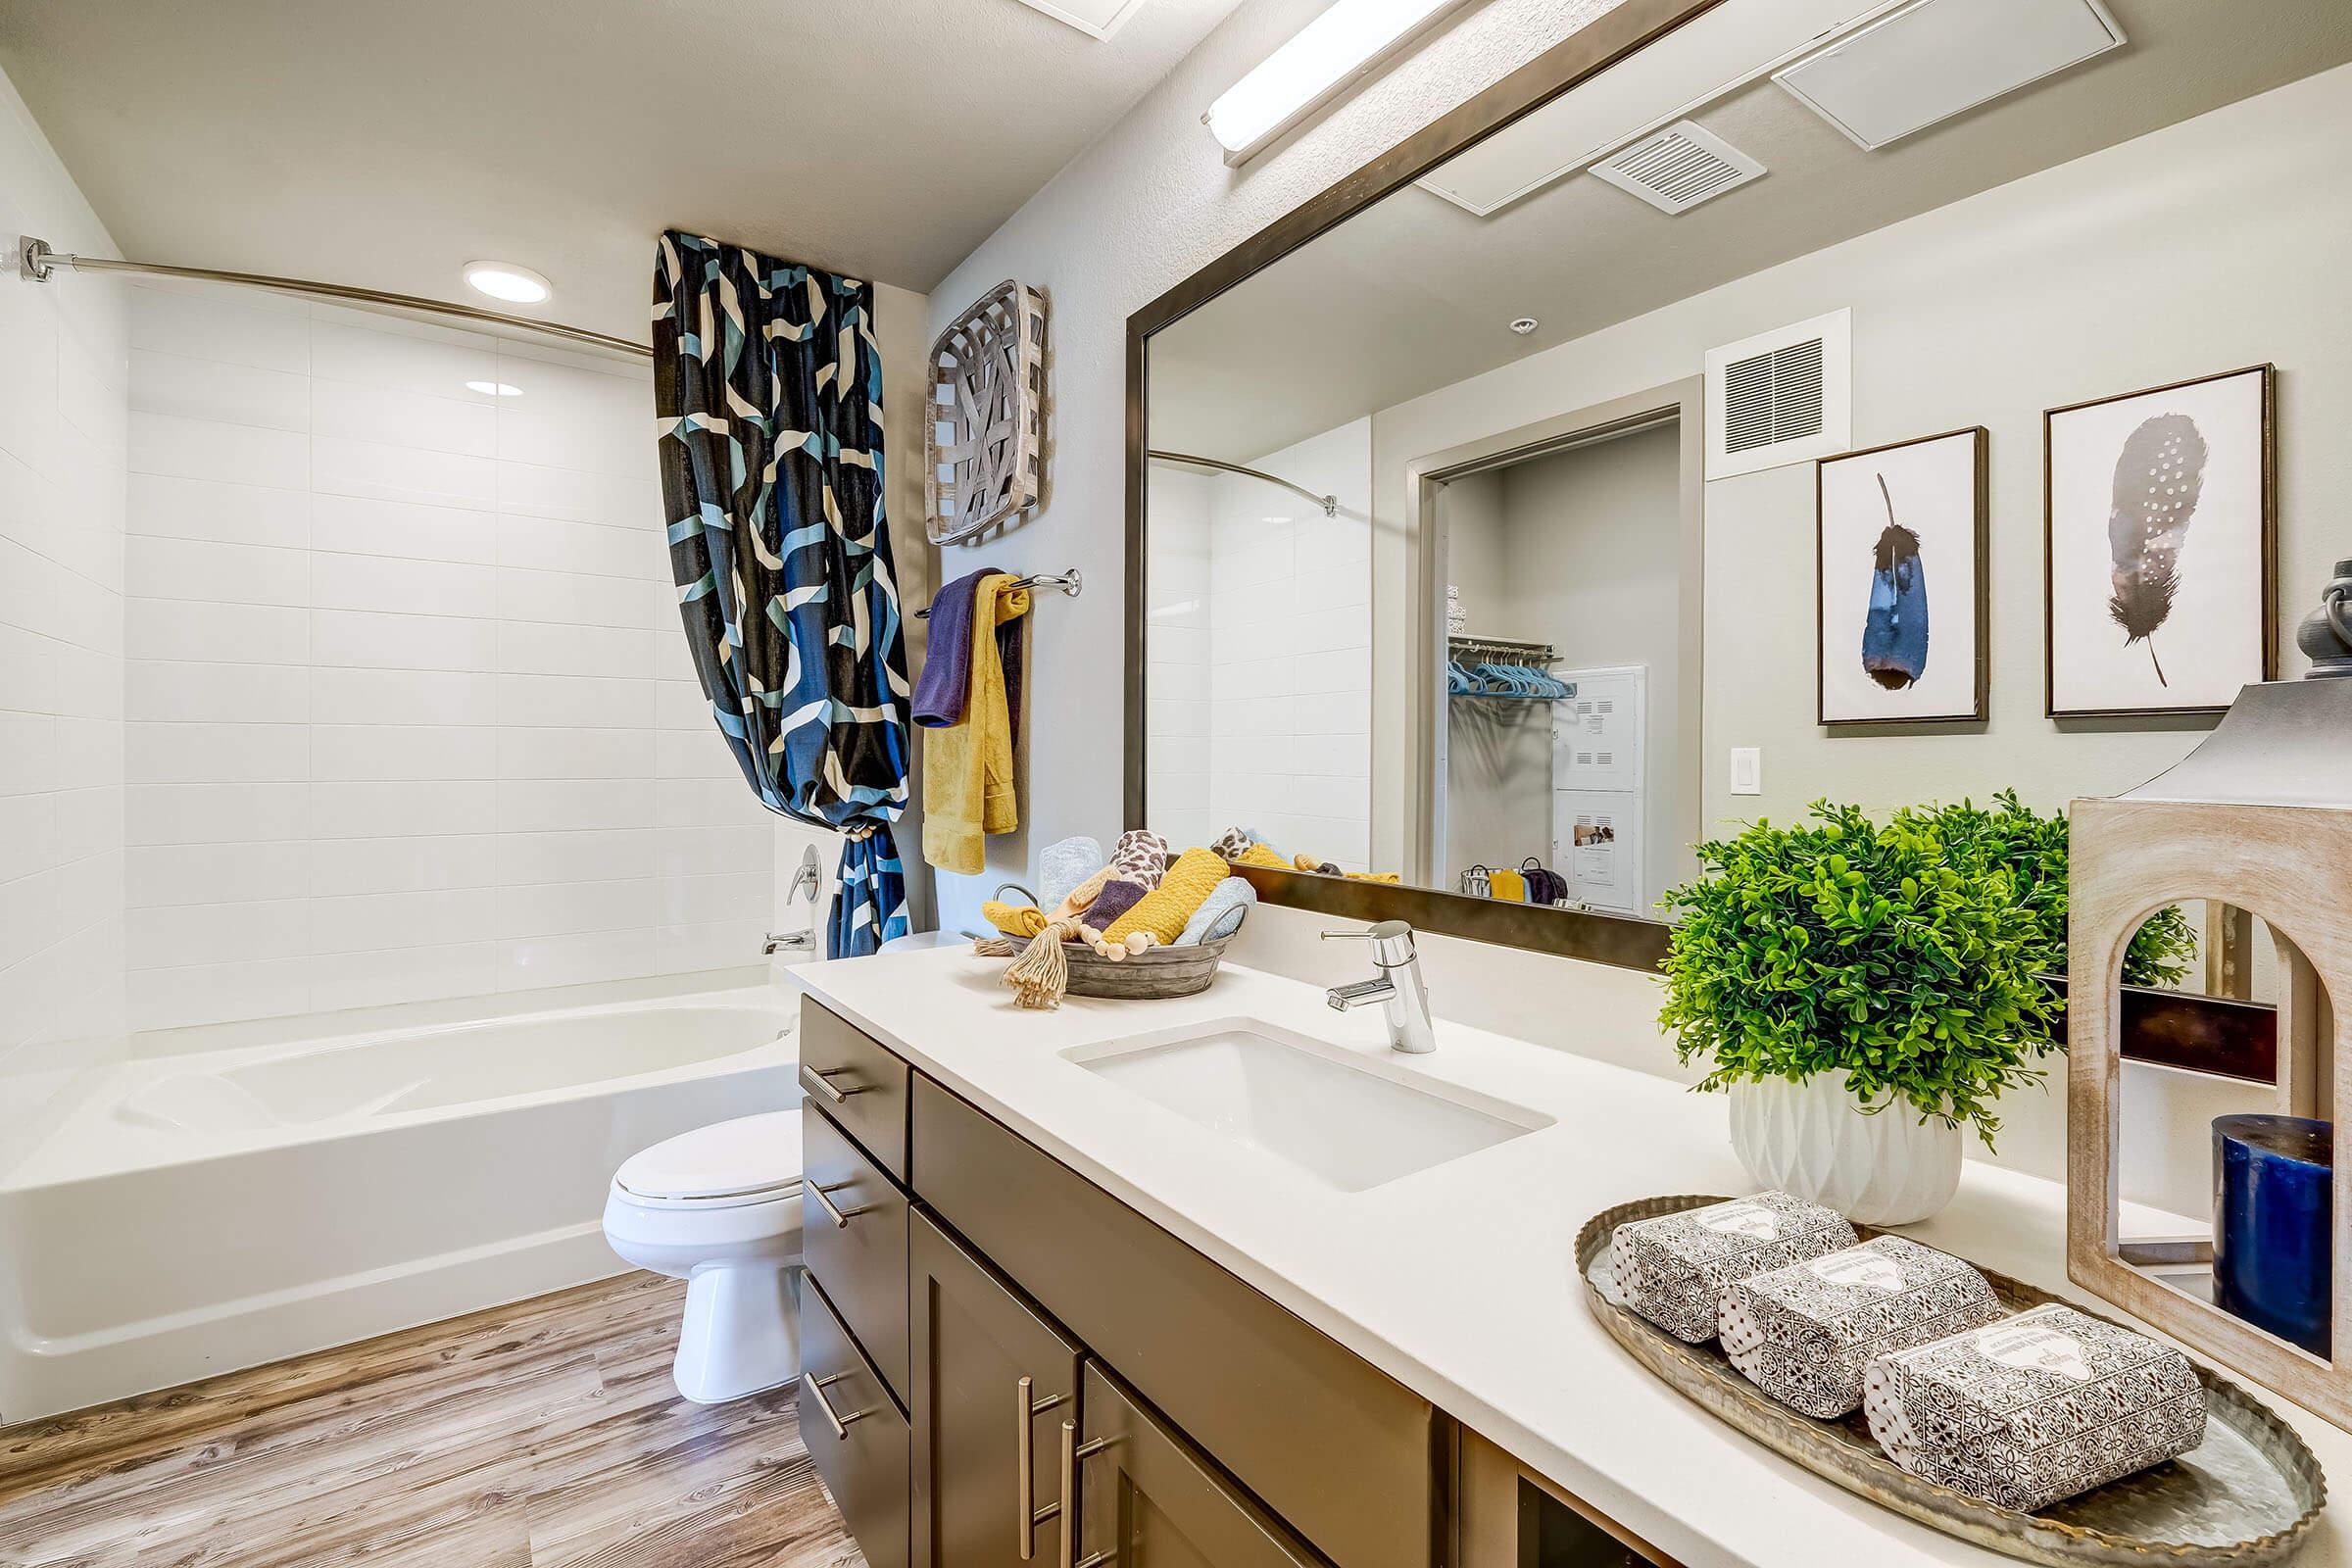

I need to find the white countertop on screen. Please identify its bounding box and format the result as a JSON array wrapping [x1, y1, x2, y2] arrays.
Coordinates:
[[794, 948, 2347, 1568]]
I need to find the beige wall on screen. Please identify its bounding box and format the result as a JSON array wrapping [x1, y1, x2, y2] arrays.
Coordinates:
[[920, 0, 1630, 934], [1372, 62, 2352, 862]]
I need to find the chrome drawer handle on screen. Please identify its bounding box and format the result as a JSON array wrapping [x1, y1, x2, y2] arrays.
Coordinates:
[[801, 1063, 872, 1104], [1057, 1416, 1112, 1568], [803, 1370, 870, 1442], [1016, 1375, 1070, 1560], [808, 1180, 871, 1229]]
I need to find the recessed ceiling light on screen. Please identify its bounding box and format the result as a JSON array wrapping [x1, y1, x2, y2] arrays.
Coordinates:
[[462, 261, 551, 304], [465, 380, 524, 397], [1508, 317, 1539, 335]]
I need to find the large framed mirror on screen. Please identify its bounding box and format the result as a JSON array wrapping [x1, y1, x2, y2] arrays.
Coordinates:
[[1127, 0, 2349, 984]]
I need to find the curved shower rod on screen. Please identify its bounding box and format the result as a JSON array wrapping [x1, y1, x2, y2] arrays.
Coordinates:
[[17, 236, 654, 360], [1147, 448, 1338, 517]]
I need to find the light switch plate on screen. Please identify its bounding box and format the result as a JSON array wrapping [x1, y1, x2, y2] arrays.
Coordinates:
[[1730, 747, 1763, 796]]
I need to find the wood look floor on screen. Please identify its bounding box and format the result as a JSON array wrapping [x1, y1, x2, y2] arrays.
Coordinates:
[[0, 1273, 866, 1568]]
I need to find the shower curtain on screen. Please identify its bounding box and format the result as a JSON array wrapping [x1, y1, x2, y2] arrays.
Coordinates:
[[652, 229, 911, 957]]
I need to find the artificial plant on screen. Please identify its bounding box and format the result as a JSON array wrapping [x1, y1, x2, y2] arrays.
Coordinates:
[[1657, 792, 2197, 1149]]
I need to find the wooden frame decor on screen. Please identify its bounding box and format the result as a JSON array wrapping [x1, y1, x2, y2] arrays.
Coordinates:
[[2044, 366, 2277, 718], [1816, 427, 1988, 726], [926, 279, 1047, 545], [2069, 676, 2352, 1432]]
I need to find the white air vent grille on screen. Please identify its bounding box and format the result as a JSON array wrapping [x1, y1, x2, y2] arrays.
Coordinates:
[[1589, 121, 1764, 215], [1705, 310, 1851, 478], [1722, 338, 1824, 454]]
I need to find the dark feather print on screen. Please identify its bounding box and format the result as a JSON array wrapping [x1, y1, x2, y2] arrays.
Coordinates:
[[2106, 413, 2207, 686], [1861, 472, 1929, 691]]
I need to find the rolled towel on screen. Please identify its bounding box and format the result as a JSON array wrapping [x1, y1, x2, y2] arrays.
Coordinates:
[[1038, 836, 1104, 911], [1210, 825, 1254, 860], [1052, 865, 1113, 922], [983, 902, 1049, 939], [1104, 848, 1230, 946], [1230, 842, 1289, 870], [1176, 877, 1254, 946], [1109, 829, 1170, 890], [1082, 877, 1149, 930]]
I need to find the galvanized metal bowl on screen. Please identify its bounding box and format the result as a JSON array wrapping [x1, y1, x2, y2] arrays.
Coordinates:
[[1060, 935, 1231, 1000]]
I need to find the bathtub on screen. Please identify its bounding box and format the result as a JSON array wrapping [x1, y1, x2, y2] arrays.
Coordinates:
[[0, 983, 797, 1423]]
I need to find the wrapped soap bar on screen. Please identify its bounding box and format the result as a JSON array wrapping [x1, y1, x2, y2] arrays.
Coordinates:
[[1863, 1302, 2207, 1512], [1610, 1193, 1857, 1343], [1719, 1236, 2002, 1417]]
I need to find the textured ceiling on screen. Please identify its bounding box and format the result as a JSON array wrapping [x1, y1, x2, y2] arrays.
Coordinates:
[[0, 0, 1248, 339], [1149, 0, 2352, 461]]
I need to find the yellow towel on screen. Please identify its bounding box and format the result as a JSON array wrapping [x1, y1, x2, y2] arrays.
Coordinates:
[[921, 575, 1029, 875], [1104, 848, 1230, 945], [1231, 842, 1290, 870], [983, 902, 1048, 939], [1488, 868, 1527, 902]]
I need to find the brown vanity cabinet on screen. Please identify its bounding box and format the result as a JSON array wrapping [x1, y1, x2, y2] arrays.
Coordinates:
[[802, 1273, 911, 1568], [908, 1207, 1087, 1568], [1071, 1361, 1321, 1568]]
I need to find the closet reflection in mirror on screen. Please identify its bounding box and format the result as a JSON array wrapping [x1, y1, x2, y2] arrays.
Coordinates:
[[1136, 0, 2350, 924]]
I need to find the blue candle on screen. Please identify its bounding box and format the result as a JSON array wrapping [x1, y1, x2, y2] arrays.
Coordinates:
[[2212, 1114, 2332, 1356]]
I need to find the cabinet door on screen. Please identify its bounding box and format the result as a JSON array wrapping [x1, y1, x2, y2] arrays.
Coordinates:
[[802, 1275, 910, 1568], [910, 1207, 1085, 1568], [1069, 1362, 1320, 1568]]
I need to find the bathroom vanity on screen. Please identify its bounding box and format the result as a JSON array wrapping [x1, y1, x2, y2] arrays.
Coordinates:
[[785, 941, 2352, 1568]]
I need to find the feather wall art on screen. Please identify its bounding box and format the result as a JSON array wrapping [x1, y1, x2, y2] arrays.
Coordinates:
[[2104, 414, 2207, 686], [1816, 427, 1985, 726], [1861, 472, 1929, 690], [2045, 366, 2274, 718]]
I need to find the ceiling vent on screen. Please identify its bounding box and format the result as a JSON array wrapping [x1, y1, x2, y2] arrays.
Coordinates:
[[1774, 0, 2125, 150], [1704, 310, 1851, 479], [1589, 121, 1765, 215]]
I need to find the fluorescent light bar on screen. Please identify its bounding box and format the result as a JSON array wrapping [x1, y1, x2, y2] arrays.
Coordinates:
[[1206, 0, 1477, 165]]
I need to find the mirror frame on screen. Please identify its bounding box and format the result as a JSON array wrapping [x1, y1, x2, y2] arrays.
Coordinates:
[[1122, 0, 1729, 971]]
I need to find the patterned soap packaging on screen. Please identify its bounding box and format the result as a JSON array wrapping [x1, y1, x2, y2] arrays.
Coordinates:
[[1863, 1302, 2207, 1513], [1718, 1236, 2002, 1418], [1610, 1193, 1857, 1344]]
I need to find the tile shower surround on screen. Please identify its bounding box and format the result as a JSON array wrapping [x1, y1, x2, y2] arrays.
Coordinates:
[[122, 287, 774, 1031]]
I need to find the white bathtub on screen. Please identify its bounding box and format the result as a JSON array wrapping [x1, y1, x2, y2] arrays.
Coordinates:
[[0, 984, 797, 1423]]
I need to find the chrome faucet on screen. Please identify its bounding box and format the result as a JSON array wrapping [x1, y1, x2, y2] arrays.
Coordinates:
[[1322, 920, 1436, 1054], [763, 929, 816, 956]]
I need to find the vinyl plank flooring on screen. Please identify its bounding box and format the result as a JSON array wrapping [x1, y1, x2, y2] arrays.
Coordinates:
[[0, 1273, 863, 1568]]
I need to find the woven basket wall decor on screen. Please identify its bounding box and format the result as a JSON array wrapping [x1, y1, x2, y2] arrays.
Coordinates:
[[925, 279, 1046, 545]]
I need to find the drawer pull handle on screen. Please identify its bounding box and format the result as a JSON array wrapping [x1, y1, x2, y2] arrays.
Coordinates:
[[808, 1180, 871, 1229], [803, 1370, 870, 1442], [801, 1064, 872, 1104], [1016, 1375, 1070, 1560], [1056, 1416, 1112, 1568]]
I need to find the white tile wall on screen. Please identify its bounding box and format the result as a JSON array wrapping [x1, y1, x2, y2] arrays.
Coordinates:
[[0, 67, 130, 1155], [122, 289, 775, 1030]]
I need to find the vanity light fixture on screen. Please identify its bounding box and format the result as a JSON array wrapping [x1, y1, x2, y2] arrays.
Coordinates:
[[462, 261, 552, 305], [1205, 0, 1479, 166], [465, 379, 524, 397]]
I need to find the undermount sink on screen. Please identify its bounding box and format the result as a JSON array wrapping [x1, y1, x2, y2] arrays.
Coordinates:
[[1063, 1019, 1550, 1192]]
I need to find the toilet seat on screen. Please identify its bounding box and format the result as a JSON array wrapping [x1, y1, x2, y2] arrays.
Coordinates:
[[612, 1110, 803, 1209]]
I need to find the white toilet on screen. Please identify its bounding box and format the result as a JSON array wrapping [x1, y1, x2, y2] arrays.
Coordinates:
[[603, 1109, 806, 1404]]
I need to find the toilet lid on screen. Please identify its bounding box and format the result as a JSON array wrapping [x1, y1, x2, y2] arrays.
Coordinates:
[[615, 1111, 803, 1201]]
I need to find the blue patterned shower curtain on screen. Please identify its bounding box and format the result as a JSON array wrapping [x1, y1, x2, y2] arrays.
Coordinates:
[[652, 230, 911, 957]]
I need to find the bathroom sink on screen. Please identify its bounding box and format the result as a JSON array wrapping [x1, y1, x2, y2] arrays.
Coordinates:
[[1062, 1020, 1550, 1192]]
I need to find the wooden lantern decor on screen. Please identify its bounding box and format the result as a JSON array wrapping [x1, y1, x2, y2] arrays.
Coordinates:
[[2069, 675, 2352, 1429], [924, 279, 1046, 545]]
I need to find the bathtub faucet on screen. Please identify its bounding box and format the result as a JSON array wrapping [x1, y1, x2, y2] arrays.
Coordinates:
[[763, 930, 816, 957]]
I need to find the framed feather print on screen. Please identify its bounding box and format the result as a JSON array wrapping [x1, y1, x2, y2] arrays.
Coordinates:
[[2045, 366, 2276, 718], [1815, 427, 1988, 727]]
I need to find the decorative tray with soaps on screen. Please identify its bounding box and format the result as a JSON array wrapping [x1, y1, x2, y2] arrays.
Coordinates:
[[1578, 1196, 2326, 1567]]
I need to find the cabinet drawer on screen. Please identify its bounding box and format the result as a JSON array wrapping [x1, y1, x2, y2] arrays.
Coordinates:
[[805, 1101, 911, 1406], [803, 1274, 910, 1568], [1075, 1361, 1320, 1568], [799, 998, 910, 1180], [912, 1076, 1436, 1568]]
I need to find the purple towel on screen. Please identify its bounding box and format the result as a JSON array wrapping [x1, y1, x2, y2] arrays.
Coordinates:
[[910, 566, 1000, 727]]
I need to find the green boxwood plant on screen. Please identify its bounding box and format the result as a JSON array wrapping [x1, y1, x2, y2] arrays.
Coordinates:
[[1657, 792, 2196, 1149]]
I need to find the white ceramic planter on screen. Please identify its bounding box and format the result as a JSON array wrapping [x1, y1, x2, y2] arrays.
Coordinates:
[[1727, 1070, 1962, 1225]]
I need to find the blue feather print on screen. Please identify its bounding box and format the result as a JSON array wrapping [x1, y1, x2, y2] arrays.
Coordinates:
[[1860, 472, 1929, 691]]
